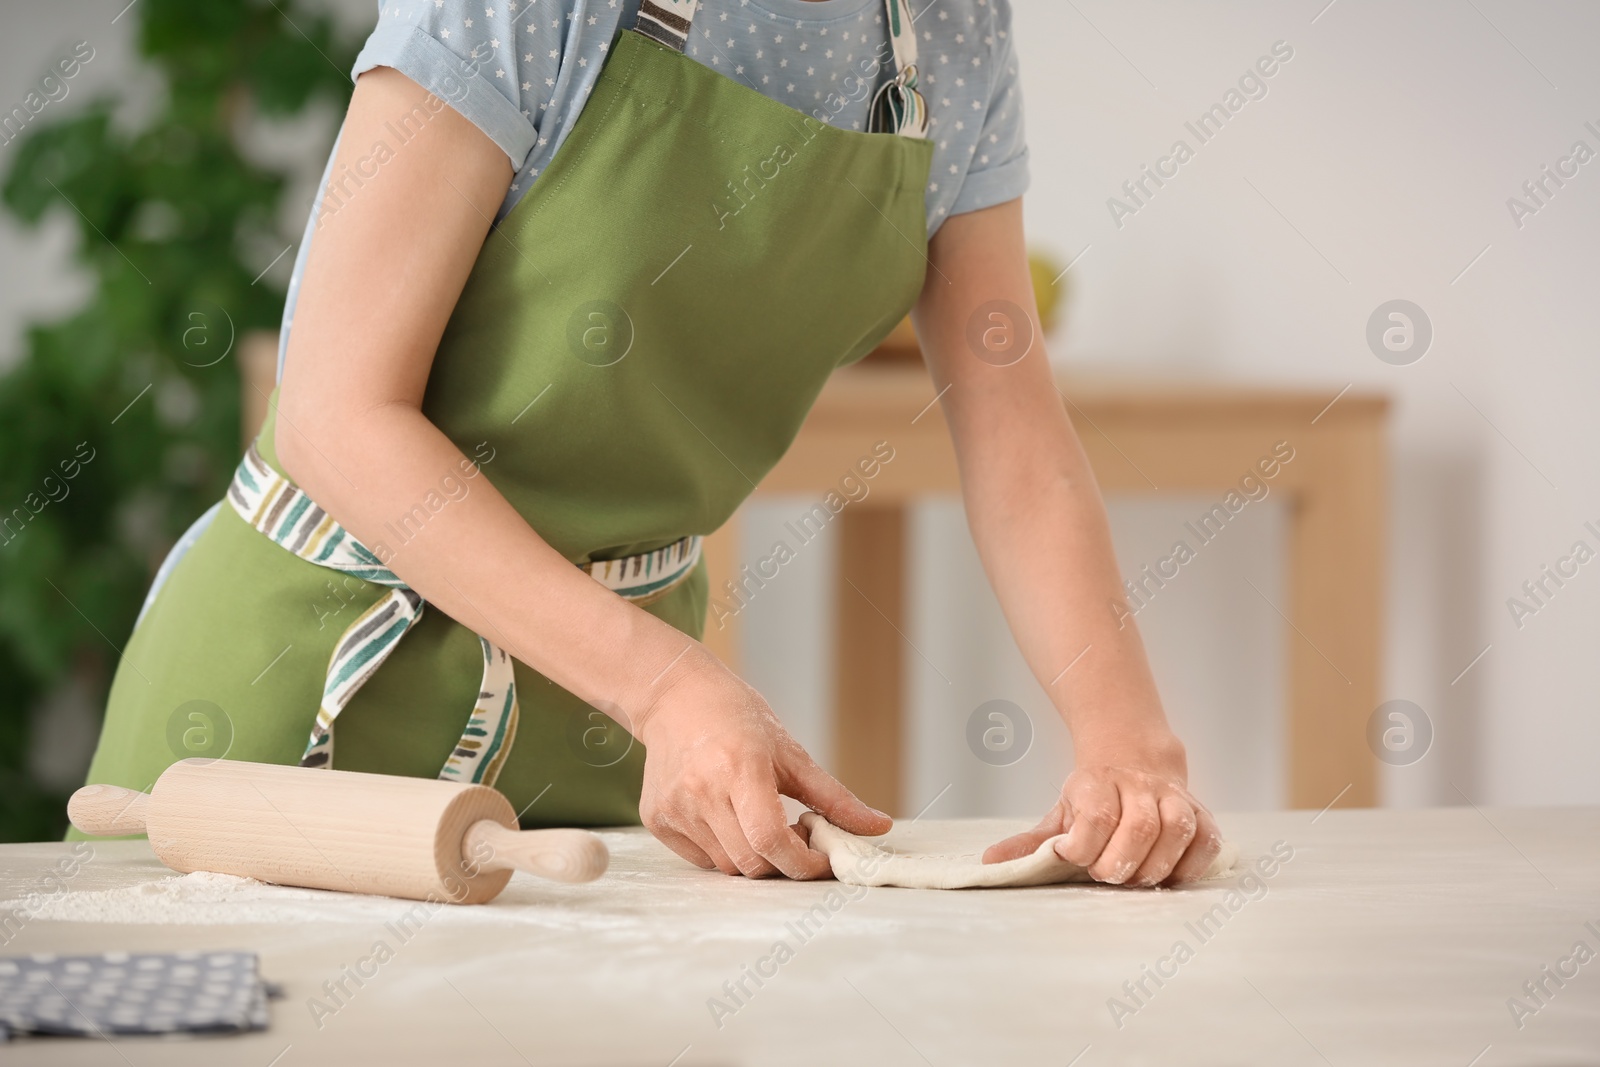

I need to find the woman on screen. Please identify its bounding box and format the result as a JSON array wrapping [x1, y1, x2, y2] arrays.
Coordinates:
[[83, 0, 1221, 885]]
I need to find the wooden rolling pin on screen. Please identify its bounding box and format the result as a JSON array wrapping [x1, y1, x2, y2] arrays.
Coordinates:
[[69, 758, 607, 904]]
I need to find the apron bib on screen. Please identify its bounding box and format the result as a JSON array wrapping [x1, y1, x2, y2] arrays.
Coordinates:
[[83, 0, 934, 828]]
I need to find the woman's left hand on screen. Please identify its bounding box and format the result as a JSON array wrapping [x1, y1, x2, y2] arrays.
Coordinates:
[[981, 731, 1222, 886]]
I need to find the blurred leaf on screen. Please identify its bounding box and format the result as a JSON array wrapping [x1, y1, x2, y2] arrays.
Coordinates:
[[0, 0, 359, 840]]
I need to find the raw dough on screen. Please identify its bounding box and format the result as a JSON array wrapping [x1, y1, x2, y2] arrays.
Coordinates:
[[800, 812, 1239, 890]]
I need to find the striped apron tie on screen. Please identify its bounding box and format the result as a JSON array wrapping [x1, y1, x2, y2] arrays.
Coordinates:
[[226, 444, 701, 786], [639, 0, 927, 139]]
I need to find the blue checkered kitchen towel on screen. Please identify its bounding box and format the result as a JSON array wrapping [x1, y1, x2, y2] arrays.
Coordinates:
[[0, 951, 280, 1041]]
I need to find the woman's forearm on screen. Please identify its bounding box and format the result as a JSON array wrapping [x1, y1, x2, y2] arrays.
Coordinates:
[[274, 401, 705, 733], [918, 200, 1213, 883], [954, 378, 1173, 749], [910, 197, 1173, 752]]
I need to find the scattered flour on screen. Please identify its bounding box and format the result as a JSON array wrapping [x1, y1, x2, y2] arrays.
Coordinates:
[[16, 835, 907, 942], [24, 870, 385, 926]]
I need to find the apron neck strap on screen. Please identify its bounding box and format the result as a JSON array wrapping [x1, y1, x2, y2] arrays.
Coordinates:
[[636, 0, 699, 52], [882, 0, 917, 80], [870, 0, 927, 138], [634, 0, 928, 140]]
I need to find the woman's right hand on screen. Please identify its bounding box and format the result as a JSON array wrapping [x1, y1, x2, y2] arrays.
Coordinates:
[[633, 652, 891, 879]]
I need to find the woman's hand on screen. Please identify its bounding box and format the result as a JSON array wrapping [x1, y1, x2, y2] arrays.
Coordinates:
[[983, 729, 1221, 886], [633, 653, 891, 880]]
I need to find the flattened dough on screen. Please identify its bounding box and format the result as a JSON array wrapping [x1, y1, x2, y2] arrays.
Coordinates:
[[800, 812, 1239, 890]]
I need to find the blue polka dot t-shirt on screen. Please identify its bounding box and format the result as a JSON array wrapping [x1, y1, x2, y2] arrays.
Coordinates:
[[273, 0, 1029, 371], [350, 0, 1029, 223], [138, 0, 1030, 623]]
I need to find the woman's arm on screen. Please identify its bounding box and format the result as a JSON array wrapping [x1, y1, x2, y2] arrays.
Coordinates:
[[909, 198, 1222, 886], [275, 67, 887, 879]]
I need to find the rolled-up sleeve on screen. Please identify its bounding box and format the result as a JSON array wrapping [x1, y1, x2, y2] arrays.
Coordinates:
[[352, 0, 557, 170], [949, 0, 1030, 217]]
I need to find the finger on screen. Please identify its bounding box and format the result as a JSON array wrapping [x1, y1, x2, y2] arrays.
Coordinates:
[[1054, 778, 1120, 869], [1090, 787, 1161, 885], [1167, 804, 1225, 885], [684, 816, 741, 876], [982, 800, 1067, 865], [706, 803, 779, 879], [651, 820, 717, 871], [1127, 793, 1198, 887], [779, 746, 892, 837], [640, 785, 718, 871], [732, 780, 831, 880]]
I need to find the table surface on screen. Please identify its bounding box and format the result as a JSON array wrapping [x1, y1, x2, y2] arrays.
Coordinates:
[[2, 808, 1595, 1065]]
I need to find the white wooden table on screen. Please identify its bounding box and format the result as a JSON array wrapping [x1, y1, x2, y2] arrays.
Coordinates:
[[2, 808, 1595, 1064]]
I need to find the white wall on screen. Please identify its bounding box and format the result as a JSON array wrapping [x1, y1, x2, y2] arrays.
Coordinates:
[[6, 1, 1598, 811], [748, 0, 1600, 813], [1024, 0, 1600, 809]]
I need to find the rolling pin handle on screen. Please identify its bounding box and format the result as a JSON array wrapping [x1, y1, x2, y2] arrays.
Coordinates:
[[462, 821, 608, 884], [67, 784, 151, 836]]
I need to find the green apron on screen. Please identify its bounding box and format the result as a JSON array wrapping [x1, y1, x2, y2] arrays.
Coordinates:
[[81, 0, 934, 829]]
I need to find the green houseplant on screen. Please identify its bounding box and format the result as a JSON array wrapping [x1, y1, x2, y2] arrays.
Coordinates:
[[0, 0, 358, 840]]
